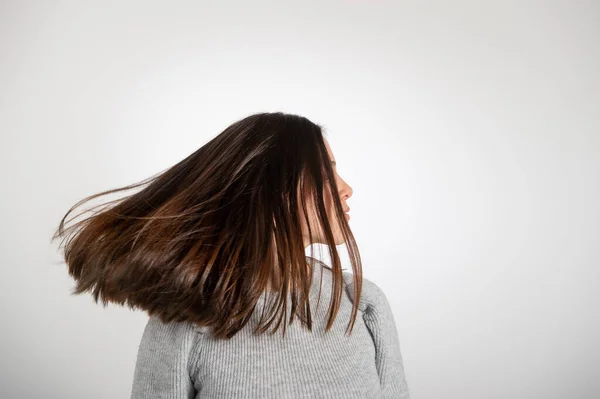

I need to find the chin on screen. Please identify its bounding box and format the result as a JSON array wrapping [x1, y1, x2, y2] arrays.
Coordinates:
[[312, 237, 344, 246], [334, 236, 345, 245]]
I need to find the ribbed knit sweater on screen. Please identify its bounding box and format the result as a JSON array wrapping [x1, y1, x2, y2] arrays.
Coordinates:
[[130, 264, 410, 398]]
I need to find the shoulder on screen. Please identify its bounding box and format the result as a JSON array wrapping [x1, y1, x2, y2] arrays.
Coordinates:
[[132, 316, 208, 397], [143, 315, 209, 336], [137, 316, 208, 374], [139, 315, 208, 356], [342, 271, 388, 313]]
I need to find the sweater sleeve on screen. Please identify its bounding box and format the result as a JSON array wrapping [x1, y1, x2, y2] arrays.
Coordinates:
[[344, 273, 411, 399], [130, 316, 202, 399]]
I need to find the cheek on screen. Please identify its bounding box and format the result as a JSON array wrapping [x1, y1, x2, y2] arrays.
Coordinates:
[[325, 186, 336, 209], [325, 194, 334, 215]]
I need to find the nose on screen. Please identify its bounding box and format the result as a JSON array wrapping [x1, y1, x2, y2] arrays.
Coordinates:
[[339, 179, 353, 201]]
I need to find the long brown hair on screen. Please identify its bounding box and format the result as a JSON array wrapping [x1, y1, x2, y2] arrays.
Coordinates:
[[51, 111, 362, 340]]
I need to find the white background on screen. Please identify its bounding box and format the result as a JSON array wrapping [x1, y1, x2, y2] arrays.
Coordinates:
[[1, 1, 598, 398]]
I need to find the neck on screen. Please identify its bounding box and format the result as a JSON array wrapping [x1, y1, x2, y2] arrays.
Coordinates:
[[265, 253, 313, 292]]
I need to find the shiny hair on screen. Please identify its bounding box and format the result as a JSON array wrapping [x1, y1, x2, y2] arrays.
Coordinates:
[[51, 111, 362, 340]]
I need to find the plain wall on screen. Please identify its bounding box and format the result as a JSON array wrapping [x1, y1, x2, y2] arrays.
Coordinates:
[[1, 1, 598, 398]]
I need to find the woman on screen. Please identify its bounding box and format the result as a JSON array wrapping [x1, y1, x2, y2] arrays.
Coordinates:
[[52, 112, 410, 398]]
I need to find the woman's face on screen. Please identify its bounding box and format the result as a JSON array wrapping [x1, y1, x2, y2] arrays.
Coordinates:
[[301, 138, 353, 247]]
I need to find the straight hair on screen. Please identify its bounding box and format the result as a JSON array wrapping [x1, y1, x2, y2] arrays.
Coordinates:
[[51, 111, 363, 340]]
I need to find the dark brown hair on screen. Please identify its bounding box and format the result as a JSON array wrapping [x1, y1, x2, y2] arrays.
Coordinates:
[[51, 111, 362, 340]]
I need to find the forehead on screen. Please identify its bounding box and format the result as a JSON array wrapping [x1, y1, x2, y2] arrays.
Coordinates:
[[323, 138, 334, 160]]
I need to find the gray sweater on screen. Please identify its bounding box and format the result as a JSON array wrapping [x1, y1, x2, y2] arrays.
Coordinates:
[[131, 265, 410, 398]]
